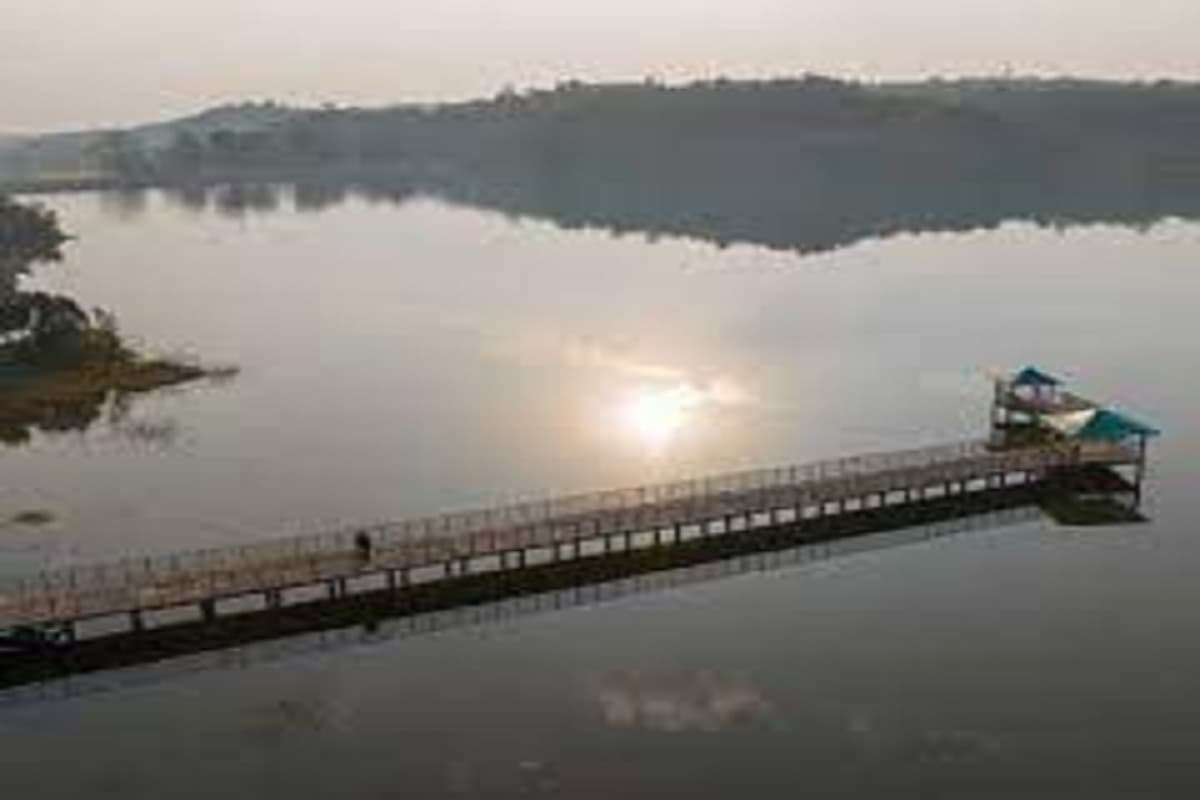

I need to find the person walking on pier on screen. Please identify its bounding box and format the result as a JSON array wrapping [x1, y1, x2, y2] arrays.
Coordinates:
[[354, 531, 373, 564]]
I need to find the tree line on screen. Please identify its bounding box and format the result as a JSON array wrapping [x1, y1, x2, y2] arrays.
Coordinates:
[[74, 76, 1200, 186]]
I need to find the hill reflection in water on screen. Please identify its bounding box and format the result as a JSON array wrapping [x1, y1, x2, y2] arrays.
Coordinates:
[[137, 169, 1200, 257]]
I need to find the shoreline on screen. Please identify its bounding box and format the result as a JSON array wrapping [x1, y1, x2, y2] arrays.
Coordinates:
[[0, 355, 234, 444]]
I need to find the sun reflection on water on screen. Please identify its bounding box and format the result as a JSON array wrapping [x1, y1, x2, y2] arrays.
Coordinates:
[[614, 377, 753, 457], [619, 385, 705, 454]]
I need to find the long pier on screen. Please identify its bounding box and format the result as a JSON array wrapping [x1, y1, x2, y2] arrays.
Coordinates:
[[1, 486, 1068, 706], [0, 369, 1157, 647], [0, 437, 1141, 640]]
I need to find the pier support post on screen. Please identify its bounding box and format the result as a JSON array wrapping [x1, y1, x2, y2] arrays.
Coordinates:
[[1135, 434, 1148, 493]]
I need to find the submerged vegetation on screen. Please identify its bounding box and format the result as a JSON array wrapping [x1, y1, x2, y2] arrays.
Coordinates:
[[7, 510, 55, 527], [0, 194, 232, 445]]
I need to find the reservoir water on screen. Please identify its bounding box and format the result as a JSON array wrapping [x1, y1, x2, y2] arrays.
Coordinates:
[[1, 189, 1198, 797]]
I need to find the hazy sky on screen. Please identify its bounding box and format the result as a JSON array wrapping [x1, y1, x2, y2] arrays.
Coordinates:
[[4, 0, 1199, 131]]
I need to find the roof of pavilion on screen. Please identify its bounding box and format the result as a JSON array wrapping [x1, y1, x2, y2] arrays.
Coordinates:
[[1042, 407, 1161, 441], [1011, 365, 1063, 388], [1076, 409, 1161, 441]]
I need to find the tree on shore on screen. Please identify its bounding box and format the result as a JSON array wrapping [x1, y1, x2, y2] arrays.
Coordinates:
[[0, 194, 67, 266]]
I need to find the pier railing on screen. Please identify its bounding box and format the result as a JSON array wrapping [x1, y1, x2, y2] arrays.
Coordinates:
[[0, 438, 1138, 627], [1, 500, 1045, 708]]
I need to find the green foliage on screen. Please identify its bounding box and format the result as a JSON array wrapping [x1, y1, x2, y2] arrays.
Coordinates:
[[0, 194, 67, 264]]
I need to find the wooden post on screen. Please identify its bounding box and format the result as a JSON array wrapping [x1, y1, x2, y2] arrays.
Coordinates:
[[1136, 435, 1148, 488]]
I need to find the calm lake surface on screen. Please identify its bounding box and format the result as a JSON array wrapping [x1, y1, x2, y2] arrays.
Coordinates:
[[2, 190, 1198, 797]]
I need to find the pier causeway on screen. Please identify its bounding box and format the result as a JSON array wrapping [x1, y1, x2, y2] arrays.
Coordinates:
[[0, 368, 1158, 648]]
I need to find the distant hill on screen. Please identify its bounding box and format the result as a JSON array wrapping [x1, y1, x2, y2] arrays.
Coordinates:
[[5, 77, 1200, 253], [10, 77, 1200, 187], [0, 102, 301, 184], [129, 101, 301, 148]]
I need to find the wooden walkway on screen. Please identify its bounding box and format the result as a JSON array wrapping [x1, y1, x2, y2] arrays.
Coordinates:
[[0, 496, 1046, 707], [0, 437, 1141, 636]]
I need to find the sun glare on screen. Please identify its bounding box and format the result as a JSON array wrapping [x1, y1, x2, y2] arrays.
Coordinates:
[[620, 385, 703, 454]]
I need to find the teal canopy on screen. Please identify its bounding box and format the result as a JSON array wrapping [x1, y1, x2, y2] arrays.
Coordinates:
[[1012, 366, 1062, 388], [1075, 409, 1161, 442]]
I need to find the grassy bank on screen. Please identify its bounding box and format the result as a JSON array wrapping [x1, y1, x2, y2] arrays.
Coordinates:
[[0, 336, 233, 444]]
